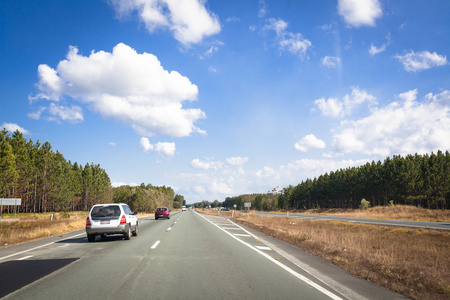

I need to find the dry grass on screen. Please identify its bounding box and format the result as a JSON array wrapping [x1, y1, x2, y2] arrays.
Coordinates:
[[232, 213, 449, 300], [298, 205, 450, 222], [0, 212, 89, 248]]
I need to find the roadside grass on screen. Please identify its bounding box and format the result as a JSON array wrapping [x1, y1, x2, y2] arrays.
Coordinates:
[[297, 205, 450, 222], [229, 213, 450, 300], [0, 212, 89, 248]]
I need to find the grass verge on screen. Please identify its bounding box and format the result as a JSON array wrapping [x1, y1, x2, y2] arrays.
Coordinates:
[[0, 212, 89, 248], [297, 205, 450, 222]]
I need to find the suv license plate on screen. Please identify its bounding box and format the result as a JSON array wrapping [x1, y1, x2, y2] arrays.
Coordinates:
[[101, 220, 110, 224]]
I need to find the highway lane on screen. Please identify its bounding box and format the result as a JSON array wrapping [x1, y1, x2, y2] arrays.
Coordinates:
[[0, 211, 406, 300], [254, 211, 450, 230]]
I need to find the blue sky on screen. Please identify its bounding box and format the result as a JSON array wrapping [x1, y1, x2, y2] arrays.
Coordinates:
[[1, 0, 449, 203]]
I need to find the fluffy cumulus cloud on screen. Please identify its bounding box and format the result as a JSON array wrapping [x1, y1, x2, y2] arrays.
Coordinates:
[[338, 0, 382, 27], [140, 137, 176, 156], [30, 43, 206, 137], [109, 0, 220, 45], [294, 134, 326, 152], [395, 50, 448, 72], [1, 122, 31, 135], [331, 89, 450, 156], [264, 18, 311, 56], [315, 86, 376, 118]]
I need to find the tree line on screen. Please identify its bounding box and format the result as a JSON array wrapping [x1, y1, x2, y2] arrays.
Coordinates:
[[0, 129, 113, 213], [0, 129, 182, 213], [223, 151, 449, 211]]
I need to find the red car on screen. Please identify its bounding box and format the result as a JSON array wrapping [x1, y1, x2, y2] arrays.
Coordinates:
[[155, 207, 170, 220]]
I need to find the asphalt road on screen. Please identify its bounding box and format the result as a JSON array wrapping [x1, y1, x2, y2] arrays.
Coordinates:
[[0, 211, 407, 300], [254, 212, 450, 231]]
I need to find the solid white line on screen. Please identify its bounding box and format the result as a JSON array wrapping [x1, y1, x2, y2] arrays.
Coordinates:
[[0, 232, 85, 261], [17, 255, 33, 260], [234, 234, 251, 237], [151, 240, 160, 249], [222, 227, 241, 230], [196, 212, 343, 300]]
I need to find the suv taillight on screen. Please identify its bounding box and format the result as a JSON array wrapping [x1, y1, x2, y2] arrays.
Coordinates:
[[86, 217, 91, 226], [120, 215, 126, 224]]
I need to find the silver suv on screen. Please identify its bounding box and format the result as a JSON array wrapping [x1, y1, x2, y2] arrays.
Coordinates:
[[86, 203, 138, 242]]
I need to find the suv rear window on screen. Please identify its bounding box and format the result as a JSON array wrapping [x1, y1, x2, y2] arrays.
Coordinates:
[[91, 205, 121, 220], [156, 207, 168, 212]]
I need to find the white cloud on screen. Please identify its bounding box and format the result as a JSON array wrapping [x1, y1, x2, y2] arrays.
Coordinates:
[[31, 43, 205, 137], [27, 103, 84, 123], [1, 123, 31, 135], [108, 142, 116, 146], [226, 156, 248, 166], [47, 103, 84, 123], [315, 87, 376, 118], [140, 137, 176, 156], [369, 43, 386, 55], [112, 181, 139, 187], [331, 90, 450, 156], [295, 134, 326, 152], [338, 0, 382, 27], [191, 158, 224, 170], [109, 0, 221, 45], [322, 56, 341, 68], [258, 0, 268, 18], [265, 18, 311, 56], [203, 40, 224, 57], [395, 50, 448, 72], [315, 97, 343, 118], [176, 155, 373, 202], [225, 17, 240, 23]]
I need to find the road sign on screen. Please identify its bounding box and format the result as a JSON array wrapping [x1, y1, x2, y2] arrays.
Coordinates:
[[244, 202, 251, 208], [0, 198, 21, 220], [0, 198, 22, 205]]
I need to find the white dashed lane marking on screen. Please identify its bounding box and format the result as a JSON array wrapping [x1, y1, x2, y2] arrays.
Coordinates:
[[255, 246, 272, 251], [151, 241, 160, 249]]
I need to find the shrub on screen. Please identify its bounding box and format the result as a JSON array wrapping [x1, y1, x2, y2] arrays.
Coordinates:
[[360, 198, 371, 210]]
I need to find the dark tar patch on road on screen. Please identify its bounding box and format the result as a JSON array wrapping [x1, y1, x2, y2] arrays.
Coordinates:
[[0, 258, 79, 298]]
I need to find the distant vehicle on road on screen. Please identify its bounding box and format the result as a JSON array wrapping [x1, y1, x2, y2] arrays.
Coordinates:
[[155, 207, 170, 220], [85, 203, 138, 242], [182, 206, 187, 211]]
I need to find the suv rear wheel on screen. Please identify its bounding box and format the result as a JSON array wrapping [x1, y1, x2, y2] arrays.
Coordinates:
[[124, 225, 131, 240], [87, 234, 96, 242]]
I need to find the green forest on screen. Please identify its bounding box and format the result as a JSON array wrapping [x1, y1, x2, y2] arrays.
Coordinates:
[[223, 151, 450, 211], [0, 130, 180, 213]]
